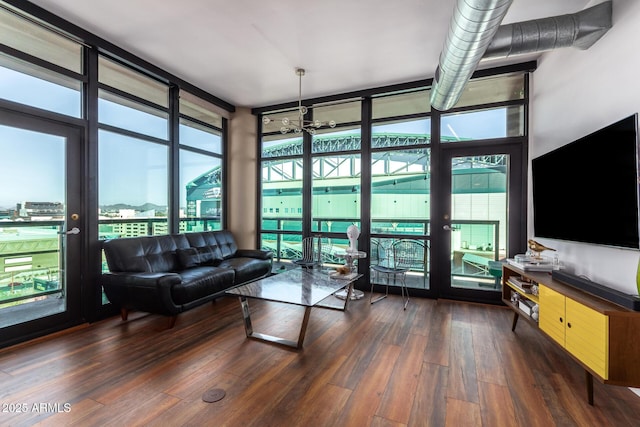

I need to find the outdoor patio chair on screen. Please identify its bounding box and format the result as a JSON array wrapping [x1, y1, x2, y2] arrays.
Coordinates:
[[370, 239, 422, 309]]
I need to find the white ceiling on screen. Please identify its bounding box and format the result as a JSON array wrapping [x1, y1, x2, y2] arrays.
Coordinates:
[[27, 0, 591, 109]]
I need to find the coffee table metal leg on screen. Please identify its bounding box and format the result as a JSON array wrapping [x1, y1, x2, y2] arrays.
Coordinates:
[[239, 296, 253, 337], [238, 296, 311, 350], [296, 307, 312, 348], [343, 283, 353, 310], [316, 282, 357, 311]]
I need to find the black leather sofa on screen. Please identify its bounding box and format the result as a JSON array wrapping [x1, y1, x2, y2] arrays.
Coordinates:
[[102, 230, 273, 327]]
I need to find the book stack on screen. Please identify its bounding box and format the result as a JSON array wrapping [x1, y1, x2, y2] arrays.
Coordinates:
[[506, 255, 555, 272], [507, 276, 534, 294]]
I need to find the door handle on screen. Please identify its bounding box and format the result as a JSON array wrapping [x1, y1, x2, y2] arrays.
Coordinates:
[[66, 227, 80, 235], [443, 225, 453, 231]]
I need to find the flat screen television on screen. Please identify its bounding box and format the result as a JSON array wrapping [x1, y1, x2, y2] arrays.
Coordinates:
[[532, 114, 640, 250]]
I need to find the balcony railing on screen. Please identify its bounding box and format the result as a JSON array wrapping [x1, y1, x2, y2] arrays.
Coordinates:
[[0, 220, 64, 305]]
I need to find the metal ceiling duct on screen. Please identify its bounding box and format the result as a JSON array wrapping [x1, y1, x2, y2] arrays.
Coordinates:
[[430, 1, 613, 112], [483, 1, 612, 59], [430, 0, 514, 112]]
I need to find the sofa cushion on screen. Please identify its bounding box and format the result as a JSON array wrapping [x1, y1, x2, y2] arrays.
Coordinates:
[[218, 256, 271, 285], [104, 234, 190, 273], [176, 245, 224, 268], [184, 232, 225, 264], [213, 230, 239, 259], [147, 234, 190, 272], [186, 231, 238, 260], [176, 247, 200, 269], [171, 266, 235, 305], [194, 245, 223, 266]]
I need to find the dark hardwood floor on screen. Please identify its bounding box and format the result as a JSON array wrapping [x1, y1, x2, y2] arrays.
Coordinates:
[[1, 292, 640, 426]]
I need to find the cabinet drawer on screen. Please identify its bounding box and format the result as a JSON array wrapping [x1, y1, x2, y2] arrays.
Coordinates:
[[566, 298, 609, 379]]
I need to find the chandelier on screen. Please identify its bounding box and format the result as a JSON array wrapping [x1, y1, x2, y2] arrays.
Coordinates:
[[262, 68, 336, 135]]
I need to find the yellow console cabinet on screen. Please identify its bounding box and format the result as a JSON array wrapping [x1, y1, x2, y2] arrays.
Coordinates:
[[501, 264, 640, 405]]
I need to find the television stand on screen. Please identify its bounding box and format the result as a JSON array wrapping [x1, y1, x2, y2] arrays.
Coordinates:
[[502, 264, 640, 405]]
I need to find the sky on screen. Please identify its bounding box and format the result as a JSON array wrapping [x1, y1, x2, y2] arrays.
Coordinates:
[[0, 125, 65, 209]]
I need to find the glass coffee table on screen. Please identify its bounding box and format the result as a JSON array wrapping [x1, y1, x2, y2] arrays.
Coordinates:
[[226, 268, 362, 349]]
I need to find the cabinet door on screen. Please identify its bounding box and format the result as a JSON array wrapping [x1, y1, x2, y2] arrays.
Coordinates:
[[539, 285, 565, 346], [565, 298, 609, 379]]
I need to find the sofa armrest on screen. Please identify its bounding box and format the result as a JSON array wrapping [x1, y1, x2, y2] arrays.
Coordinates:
[[235, 249, 273, 260], [101, 272, 183, 316]]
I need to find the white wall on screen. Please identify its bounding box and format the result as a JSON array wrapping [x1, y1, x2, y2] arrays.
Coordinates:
[[531, 0, 640, 295]]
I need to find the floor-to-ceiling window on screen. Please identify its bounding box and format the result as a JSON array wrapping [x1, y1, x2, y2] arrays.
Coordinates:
[[259, 107, 306, 262], [0, 2, 85, 345], [256, 67, 530, 302], [98, 55, 170, 238], [178, 90, 225, 232], [311, 101, 362, 266], [0, 1, 233, 348], [370, 89, 432, 290], [259, 100, 364, 268]]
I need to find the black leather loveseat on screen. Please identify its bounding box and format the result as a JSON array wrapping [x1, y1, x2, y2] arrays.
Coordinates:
[[102, 230, 273, 327]]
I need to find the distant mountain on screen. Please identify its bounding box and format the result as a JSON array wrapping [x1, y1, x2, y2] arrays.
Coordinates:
[[100, 203, 167, 211]]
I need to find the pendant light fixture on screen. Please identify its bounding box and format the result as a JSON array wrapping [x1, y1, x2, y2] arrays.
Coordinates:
[[262, 68, 336, 135]]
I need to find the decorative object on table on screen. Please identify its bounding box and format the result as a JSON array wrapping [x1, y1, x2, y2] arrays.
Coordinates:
[[333, 250, 367, 299], [335, 265, 350, 275], [346, 224, 360, 253], [331, 251, 366, 279], [527, 239, 556, 259], [332, 225, 366, 299], [261, 68, 336, 135]]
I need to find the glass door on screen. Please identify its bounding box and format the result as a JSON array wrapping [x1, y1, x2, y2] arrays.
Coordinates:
[[0, 110, 83, 346], [438, 144, 524, 303]]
